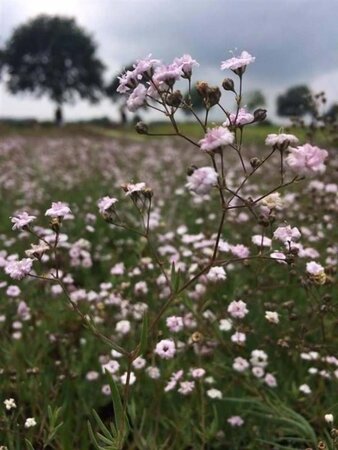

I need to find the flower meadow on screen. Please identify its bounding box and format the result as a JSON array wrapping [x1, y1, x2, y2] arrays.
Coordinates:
[[0, 53, 338, 450]]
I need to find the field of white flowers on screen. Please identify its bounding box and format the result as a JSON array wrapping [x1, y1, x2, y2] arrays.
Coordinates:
[[0, 52, 337, 450]]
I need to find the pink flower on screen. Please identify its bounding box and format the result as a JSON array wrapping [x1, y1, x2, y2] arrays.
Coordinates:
[[155, 339, 176, 359], [97, 196, 118, 215], [173, 54, 199, 77], [231, 331, 246, 344], [186, 167, 218, 195], [233, 356, 249, 372], [306, 261, 324, 275], [286, 144, 328, 177], [153, 64, 182, 85], [264, 373, 277, 388], [45, 202, 71, 218], [270, 251, 287, 263], [124, 182, 146, 195], [273, 225, 301, 243], [221, 50, 255, 72], [223, 108, 254, 126], [11, 212, 36, 230], [127, 84, 147, 112], [227, 300, 249, 319], [227, 415, 244, 427], [5, 258, 33, 280], [178, 380, 195, 395], [166, 316, 184, 333], [199, 126, 234, 152], [133, 54, 160, 79], [265, 133, 298, 148], [229, 244, 250, 259], [207, 266, 227, 282], [117, 70, 137, 94]]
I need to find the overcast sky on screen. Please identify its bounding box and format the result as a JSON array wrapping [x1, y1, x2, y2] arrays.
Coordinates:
[[0, 0, 337, 121]]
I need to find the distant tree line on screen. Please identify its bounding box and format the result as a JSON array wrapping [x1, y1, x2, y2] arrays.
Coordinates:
[[0, 14, 337, 125]]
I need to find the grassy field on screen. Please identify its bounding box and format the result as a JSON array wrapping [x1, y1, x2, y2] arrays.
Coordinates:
[[0, 124, 337, 449]]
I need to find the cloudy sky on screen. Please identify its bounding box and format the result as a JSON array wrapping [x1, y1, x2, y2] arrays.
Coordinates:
[[0, 0, 337, 121]]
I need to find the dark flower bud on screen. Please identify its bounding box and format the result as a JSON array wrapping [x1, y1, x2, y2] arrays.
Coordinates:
[[187, 165, 198, 176], [165, 90, 183, 107], [250, 157, 261, 168], [195, 81, 209, 98], [135, 121, 148, 135], [207, 86, 221, 107], [222, 77, 235, 91], [253, 108, 267, 122]]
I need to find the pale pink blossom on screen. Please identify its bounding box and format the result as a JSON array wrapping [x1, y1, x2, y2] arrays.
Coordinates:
[[286, 144, 328, 177], [221, 50, 255, 71], [227, 300, 249, 319], [273, 225, 301, 243], [306, 261, 324, 275], [186, 167, 218, 195], [199, 126, 234, 152], [233, 356, 249, 372], [173, 54, 199, 77], [178, 380, 195, 395], [11, 212, 36, 230], [127, 84, 147, 112], [155, 339, 176, 359], [265, 133, 299, 148], [207, 266, 227, 282], [45, 202, 71, 218], [166, 316, 184, 333], [231, 331, 246, 344], [97, 196, 118, 214], [227, 415, 244, 426], [5, 258, 33, 280], [229, 244, 250, 258], [223, 108, 254, 126]]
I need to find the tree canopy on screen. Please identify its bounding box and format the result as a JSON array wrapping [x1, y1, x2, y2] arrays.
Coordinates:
[[277, 85, 313, 117], [2, 15, 105, 106]]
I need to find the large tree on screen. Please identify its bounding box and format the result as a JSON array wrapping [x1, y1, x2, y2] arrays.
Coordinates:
[[2, 15, 105, 123], [277, 85, 313, 118]]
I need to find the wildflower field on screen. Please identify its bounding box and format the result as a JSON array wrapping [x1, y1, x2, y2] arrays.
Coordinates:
[[0, 53, 337, 450]]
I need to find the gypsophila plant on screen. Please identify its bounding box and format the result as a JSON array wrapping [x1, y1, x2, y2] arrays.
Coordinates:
[[1, 51, 337, 450]]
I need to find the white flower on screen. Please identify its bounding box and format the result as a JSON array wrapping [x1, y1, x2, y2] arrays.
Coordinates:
[[207, 388, 222, 399], [24, 417, 37, 428], [115, 320, 131, 335], [219, 318, 232, 331], [299, 384, 311, 395], [207, 266, 226, 282], [265, 311, 279, 324], [120, 371, 136, 385], [4, 398, 16, 410], [265, 133, 298, 148], [45, 202, 71, 218], [221, 51, 255, 71], [324, 414, 334, 424], [127, 84, 147, 112]]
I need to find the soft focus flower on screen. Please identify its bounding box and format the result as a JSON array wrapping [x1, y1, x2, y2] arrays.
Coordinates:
[[11, 212, 36, 230], [227, 300, 249, 319], [97, 196, 118, 215], [45, 202, 71, 218], [299, 384, 312, 395], [24, 417, 37, 428], [4, 398, 16, 410], [186, 167, 218, 195], [306, 261, 324, 275], [324, 414, 334, 424], [207, 266, 227, 282], [286, 144, 328, 177], [173, 54, 199, 77], [207, 388, 222, 399], [233, 356, 249, 372], [178, 380, 195, 395], [223, 108, 254, 126], [155, 339, 176, 359], [265, 133, 299, 148], [120, 371, 136, 385], [199, 126, 234, 152], [227, 415, 244, 426], [273, 225, 301, 243], [261, 193, 283, 209], [166, 316, 184, 333], [115, 320, 131, 335], [221, 50, 255, 72], [231, 331, 246, 344], [250, 349, 268, 368], [264, 373, 277, 387], [219, 318, 232, 331], [124, 182, 146, 195], [265, 311, 279, 324], [5, 258, 33, 280], [127, 84, 147, 112]]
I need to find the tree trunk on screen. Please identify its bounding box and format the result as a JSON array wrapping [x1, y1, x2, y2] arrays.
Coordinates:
[[54, 104, 63, 126]]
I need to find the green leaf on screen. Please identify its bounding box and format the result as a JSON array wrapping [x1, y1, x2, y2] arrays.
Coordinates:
[[92, 409, 113, 439], [107, 375, 125, 432], [25, 440, 35, 450]]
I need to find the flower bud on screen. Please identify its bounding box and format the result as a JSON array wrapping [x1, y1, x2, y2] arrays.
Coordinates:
[[135, 121, 149, 135], [207, 87, 221, 107], [250, 157, 261, 168], [222, 78, 235, 91], [165, 90, 183, 107], [195, 81, 209, 97], [253, 108, 267, 122]]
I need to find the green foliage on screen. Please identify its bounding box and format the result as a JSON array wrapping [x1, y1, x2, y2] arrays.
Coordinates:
[[2, 15, 105, 105], [277, 85, 314, 117]]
